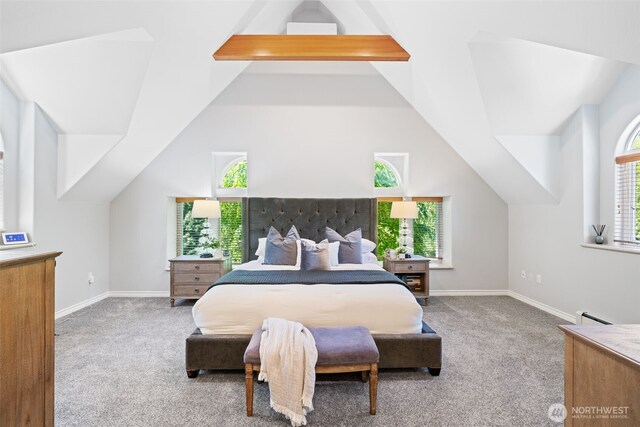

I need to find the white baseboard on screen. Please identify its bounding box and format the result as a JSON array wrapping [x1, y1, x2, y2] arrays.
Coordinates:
[[55, 292, 109, 319], [431, 289, 508, 296], [109, 291, 169, 298], [508, 290, 576, 323], [55, 291, 168, 319]]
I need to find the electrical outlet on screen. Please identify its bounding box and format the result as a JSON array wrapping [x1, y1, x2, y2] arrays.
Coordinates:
[[88, 273, 95, 285], [536, 274, 542, 284], [520, 270, 526, 279], [528, 272, 534, 282]]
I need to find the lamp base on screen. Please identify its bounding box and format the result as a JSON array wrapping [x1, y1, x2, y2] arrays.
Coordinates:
[[200, 253, 213, 258]]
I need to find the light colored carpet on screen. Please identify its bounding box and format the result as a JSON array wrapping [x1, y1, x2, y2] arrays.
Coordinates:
[[55, 296, 565, 426]]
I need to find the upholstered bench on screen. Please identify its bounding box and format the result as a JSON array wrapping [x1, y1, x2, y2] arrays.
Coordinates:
[[243, 326, 380, 417]]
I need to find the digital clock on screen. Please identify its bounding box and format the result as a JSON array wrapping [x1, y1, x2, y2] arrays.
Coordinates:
[[2, 232, 29, 245]]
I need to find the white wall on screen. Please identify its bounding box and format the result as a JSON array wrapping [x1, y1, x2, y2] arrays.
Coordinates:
[[509, 66, 640, 323], [0, 80, 20, 231], [0, 81, 111, 313], [110, 69, 508, 294]]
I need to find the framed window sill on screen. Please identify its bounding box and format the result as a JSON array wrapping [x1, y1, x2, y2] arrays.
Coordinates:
[[0, 243, 36, 251], [430, 263, 454, 270], [581, 243, 640, 255]]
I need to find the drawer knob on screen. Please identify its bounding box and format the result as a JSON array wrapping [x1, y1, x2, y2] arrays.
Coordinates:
[[408, 265, 413, 269], [195, 265, 200, 270], [195, 288, 200, 293], [194, 276, 200, 281]]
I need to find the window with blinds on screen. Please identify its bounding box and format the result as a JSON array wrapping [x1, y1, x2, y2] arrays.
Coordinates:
[[176, 198, 244, 262], [377, 197, 444, 260], [219, 199, 243, 263], [176, 199, 206, 256], [615, 151, 640, 246], [413, 197, 444, 259]]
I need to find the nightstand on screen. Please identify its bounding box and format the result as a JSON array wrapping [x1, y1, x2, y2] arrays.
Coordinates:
[[383, 255, 430, 305], [169, 255, 232, 307]]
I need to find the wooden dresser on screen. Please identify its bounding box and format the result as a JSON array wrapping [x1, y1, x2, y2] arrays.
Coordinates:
[[0, 250, 61, 426], [559, 324, 640, 426], [169, 255, 232, 306], [383, 255, 430, 304]]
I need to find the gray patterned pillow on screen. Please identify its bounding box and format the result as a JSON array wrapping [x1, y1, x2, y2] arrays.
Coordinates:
[[301, 241, 331, 271], [263, 226, 299, 265], [325, 227, 363, 264]]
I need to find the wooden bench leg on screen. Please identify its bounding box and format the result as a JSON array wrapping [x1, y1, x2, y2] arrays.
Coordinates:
[[245, 364, 254, 416], [369, 363, 378, 415]]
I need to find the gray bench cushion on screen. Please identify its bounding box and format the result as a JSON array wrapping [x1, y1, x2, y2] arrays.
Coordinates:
[[244, 326, 380, 366]]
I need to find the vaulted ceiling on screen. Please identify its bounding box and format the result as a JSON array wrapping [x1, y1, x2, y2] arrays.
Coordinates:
[[1, 1, 638, 204]]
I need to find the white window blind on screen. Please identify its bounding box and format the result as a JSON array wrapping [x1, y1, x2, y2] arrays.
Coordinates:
[[413, 197, 444, 260], [615, 154, 640, 246]]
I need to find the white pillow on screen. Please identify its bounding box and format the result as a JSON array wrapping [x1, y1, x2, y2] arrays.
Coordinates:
[[361, 238, 376, 254], [257, 237, 303, 267], [362, 252, 379, 264], [255, 238, 267, 257], [320, 239, 340, 266]]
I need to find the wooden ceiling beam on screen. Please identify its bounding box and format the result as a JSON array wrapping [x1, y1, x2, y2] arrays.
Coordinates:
[[213, 35, 410, 62]]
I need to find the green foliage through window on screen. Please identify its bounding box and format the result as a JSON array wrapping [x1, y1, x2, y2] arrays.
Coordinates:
[[219, 159, 247, 262], [376, 199, 442, 260], [220, 201, 243, 263], [376, 201, 399, 259], [374, 160, 399, 188], [221, 160, 247, 188], [178, 202, 205, 256], [414, 201, 439, 258]]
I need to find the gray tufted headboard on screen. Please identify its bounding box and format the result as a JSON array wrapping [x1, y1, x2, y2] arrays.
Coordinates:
[[242, 198, 377, 263]]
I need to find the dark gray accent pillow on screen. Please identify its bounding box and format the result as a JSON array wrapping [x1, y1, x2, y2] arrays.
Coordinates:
[[264, 226, 299, 265], [325, 227, 363, 264], [301, 241, 331, 271]]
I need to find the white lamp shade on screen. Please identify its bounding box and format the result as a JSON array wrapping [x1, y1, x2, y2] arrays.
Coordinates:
[[390, 201, 418, 219], [192, 200, 221, 218]]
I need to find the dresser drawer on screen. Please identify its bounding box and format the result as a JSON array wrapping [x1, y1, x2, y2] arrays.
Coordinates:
[[173, 273, 220, 285], [173, 285, 207, 297], [173, 262, 222, 273], [389, 261, 427, 273]]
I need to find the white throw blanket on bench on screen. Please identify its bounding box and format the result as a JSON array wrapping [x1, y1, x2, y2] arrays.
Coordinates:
[[259, 317, 318, 427]]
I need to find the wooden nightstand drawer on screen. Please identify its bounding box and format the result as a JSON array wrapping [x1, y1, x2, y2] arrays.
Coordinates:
[[169, 255, 232, 306], [173, 262, 222, 273], [174, 285, 207, 297], [173, 273, 219, 285], [390, 261, 426, 273]]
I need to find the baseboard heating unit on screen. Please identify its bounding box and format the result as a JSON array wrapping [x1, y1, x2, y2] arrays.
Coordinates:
[[576, 311, 613, 325]]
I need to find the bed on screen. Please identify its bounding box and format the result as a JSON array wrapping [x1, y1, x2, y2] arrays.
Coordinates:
[[185, 198, 442, 376]]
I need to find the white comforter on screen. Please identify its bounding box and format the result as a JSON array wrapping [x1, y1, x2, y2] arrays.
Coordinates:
[[192, 261, 424, 335]]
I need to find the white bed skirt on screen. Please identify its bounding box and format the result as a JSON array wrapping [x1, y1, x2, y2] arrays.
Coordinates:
[[192, 283, 424, 335]]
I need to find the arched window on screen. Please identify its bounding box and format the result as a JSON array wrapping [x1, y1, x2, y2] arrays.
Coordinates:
[[615, 118, 640, 246], [374, 159, 401, 188], [220, 158, 247, 189]]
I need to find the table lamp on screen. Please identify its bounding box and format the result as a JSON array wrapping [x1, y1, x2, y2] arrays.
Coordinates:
[[192, 200, 221, 258], [390, 201, 418, 253]]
